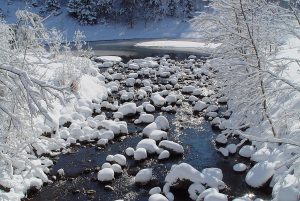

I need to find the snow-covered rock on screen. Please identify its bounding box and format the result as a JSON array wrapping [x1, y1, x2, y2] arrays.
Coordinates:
[[111, 164, 123, 174], [149, 187, 161, 195], [118, 103, 137, 116], [239, 145, 256, 158], [165, 163, 205, 185], [135, 168, 152, 184], [97, 168, 114, 182], [233, 163, 247, 172], [134, 148, 148, 161], [151, 94, 166, 107], [138, 114, 155, 124], [145, 104, 156, 113], [158, 150, 170, 160], [149, 130, 168, 141], [182, 85, 196, 93], [155, 116, 170, 130], [125, 147, 135, 156], [193, 101, 207, 112], [143, 122, 159, 137], [113, 154, 127, 166], [159, 140, 184, 154], [136, 139, 159, 154], [245, 161, 275, 188], [148, 194, 168, 201], [188, 183, 206, 200]]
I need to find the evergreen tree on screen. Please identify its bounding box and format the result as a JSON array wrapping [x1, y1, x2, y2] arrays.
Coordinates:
[[96, 0, 113, 21], [77, 0, 97, 24], [167, 0, 177, 17], [67, 0, 82, 15], [46, 0, 60, 11]]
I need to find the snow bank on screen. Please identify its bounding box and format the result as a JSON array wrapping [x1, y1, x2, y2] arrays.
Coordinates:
[[135, 169, 152, 184]]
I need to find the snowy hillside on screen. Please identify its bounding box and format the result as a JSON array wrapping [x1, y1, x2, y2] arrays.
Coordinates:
[[0, 0, 206, 41]]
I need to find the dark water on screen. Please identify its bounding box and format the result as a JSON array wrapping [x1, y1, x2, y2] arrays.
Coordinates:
[[24, 41, 271, 201], [87, 38, 211, 62]]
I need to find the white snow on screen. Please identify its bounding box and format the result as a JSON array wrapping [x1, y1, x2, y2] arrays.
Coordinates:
[[148, 194, 169, 201], [233, 163, 247, 172], [245, 161, 275, 188], [158, 150, 170, 160], [134, 148, 148, 161], [151, 94, 166, 107], [159, 140, 184, 154], [136, 139, 159, 154], [118, 103, 137, 116], [125, 147, 135, 157], [154, 116, 170, 130], [239, 145, 256, 158], [193, 101, 207, 112], [113, 154, 127, 166], [165, 163, 206, 185], [136, 41, 220, 50], [135, 169, 152, 184], [149, 187, 161, 195], [97, 168, 115, 182], [111, 164, 123, 174], [188, 183, 206, 200], [149, 130, 168, 141]]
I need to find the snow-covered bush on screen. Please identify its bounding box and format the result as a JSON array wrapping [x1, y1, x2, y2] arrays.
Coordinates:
[[192, 0, 300, 200]]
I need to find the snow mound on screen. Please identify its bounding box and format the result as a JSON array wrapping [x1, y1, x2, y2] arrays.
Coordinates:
[[233, 163, 247, 172], [158, 150, 170, 160], [245, 161, 275, 188], [148, 194, 169, 201], [97, 168, 114, 182], [113, 154, 127, 166], [149, 130, 168, 141], [134, 148, 148, 161], [135, 169, 152, 184], [155, 116, 170, 130], [165, 163, 206, 185], [137, 139, 159, 154], [118, 103, 137, 116], [159, 140, 184, 154]]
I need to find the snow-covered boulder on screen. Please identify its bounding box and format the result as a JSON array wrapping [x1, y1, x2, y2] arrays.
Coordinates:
[[149, 187, 161, 195], [165, 163, 206, 185], [149, 130, 168, 141], [100, 130, 114, 140], [134, 148, 148, 161], [182, 85, 196, 93], [193, 101, 207, 112], [158, 150, 170, 160], [151, 94, 166, 107], [203, 192, 228, 201], [125, 147, 135, 156], [113, 154, 127, 166], [148, 194, 168, 201], [159, 140, 184, 154], [143, 122, 159, 137], [118, 103, 137, 116], [239, 145, 256, 158], [136, 139, 159, 154], [135, 168, 152, 184], [137, 114, 155, 124], [188, 183, 206, 200], [233, 163, 247, 172], [97, 168, 114, 182], [111, 164, 123, 174], [145, 104, 156, 113], [155, 116, 170, 130], [245, 161, 275, 188]]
